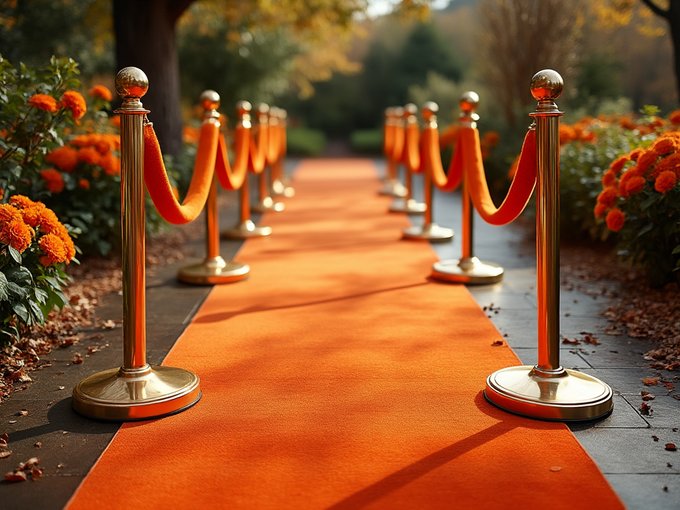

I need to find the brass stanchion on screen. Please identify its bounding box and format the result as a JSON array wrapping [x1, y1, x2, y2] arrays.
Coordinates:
[[389, 103, 426, 215], [402, 102, 454, 242], [177, 90, 250, 285], [252, 103, 284, 214], [431, 92, 504, 284], [484, 70, 613, 421], [380, 107, 408, 198], [270, 107, 295, 198], [72, 67, 201, 421], [222, 101, 273, 239]]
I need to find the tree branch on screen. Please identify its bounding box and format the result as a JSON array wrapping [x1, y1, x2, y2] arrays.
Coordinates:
[[640, 0, 670, 20]]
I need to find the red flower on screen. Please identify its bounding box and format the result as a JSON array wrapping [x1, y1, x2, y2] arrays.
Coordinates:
[[655, 170, 677, 194], [624, 175, 646, 196], [597, 187, 618, 207], [60, 90, 87, 120], [605, 208, 625, 232], [78, 178, 90, 190], [39, 168, 65, 194], [46, 146, 79, 172], [594, 203, 607, 219]]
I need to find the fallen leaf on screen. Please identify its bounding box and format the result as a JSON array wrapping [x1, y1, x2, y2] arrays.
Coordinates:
[[33, 442, 42, 449], [652, 435, 660, 442], [491, 340, 504, 347], [16, 410, 28, 417], [0, 451, 11, 459], [4, 470, 27, 483], [30, 467, 43, 479], [101, 320, 116, 330], [549, 466, 562, 472], [642, 377, 661, 386], [639, 402, 653, 415], [562, 338, 580, 345], [71, 353, 83, 365], [641, 391, 656, 401], [665, 443, 677, 452]]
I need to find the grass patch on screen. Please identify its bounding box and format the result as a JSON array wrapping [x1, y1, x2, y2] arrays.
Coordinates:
[[350, 129, 382, 154], [286, 128, 327, 156]]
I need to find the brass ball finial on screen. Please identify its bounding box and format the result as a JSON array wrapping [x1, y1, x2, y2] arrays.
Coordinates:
[[530, 69, 563, 101], [459, 91, 479, 113], [236, 100, 252, 115], [404, 103, 418, 116], [422, 101, 439, 121], [115, 67, 149, 99], [257, 103, 270, 114], [200, 90, 220, 112], [393, 106, 404, 118]]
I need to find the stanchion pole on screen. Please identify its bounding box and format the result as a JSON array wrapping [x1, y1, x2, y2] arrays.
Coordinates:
[[431, 91, 504, 284], [270, 107, 295, 198], [389, 104, 426, 215], [484, 70, 613, 421], [72, 67, 201, 421], [177, 90, 250, 284], [222, 101, 273, 239], [252, 103, 284, 214], [402, 102, 454, 242], [379, 107, 408, 198]]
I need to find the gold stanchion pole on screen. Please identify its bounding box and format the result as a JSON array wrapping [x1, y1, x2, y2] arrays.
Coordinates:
[[222, 102, 273, 239], [389, 103, 426, 215], [72, 67, 201, 421], [177, 90, 250, 285], [379, 107, 408, 198], [431, 92, 504, 284], [484, 70, 613, 421], [402, 102, 454, 242], [252, 103, 284, 214], [270, 107, 295, 198]]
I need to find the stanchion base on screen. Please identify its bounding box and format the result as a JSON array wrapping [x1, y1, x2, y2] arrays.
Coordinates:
[[272, 179, 295, 198], [379, 179, 407, 198], [177, 256, 249, 285], [388, 198, 427, 215], [72, 365, 201, 421], [222, 220, 272, 239], [484, 366, 613, 422], [402, 223, 454, 243], [252, 196, 285, 214], [431, 257, 503, 284]]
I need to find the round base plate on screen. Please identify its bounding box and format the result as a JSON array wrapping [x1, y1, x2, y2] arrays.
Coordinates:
[[484, 365, 614, 422], [177, 257, 249, 285], [72, 365, 201, 421], [403, 223, 454, 243], [252, 196, 285, 214], [388, 198, 427, 215], [272, 179, 295, 198], [222, 220, 272, 239], [379, 180, 407, 198], [431, 257, 503, 285]]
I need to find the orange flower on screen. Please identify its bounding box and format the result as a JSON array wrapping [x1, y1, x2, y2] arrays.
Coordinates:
[[652, 136, 679, 156], [597, 186, 618, 207], [482, 131, 500, 147], [669, 110, 680, 125], [38, 233, 67, 266], [594, 203, 608, 219], [635, 150, 658, 176], [559, 125, 575, 144], [78, 178, 90, 190], [28, 94, 58, 113], [40, 168, 65, 193], [46, 146, 79, 172], [605, 208, 625, 232], [60, 90, 87, 120], [100, 152, 120, 176], [629, 148, 644, 161], [0, 218, 33, 252], [601, 170, 617, 187], [89, 85, 113, 102], [624, 175, 646, 196], [651, 152, 680, 178], [78, 146, 101, 166], [0, 203, 22, 224], [609, 155, 630, 175], [654, 170, 677, 193]]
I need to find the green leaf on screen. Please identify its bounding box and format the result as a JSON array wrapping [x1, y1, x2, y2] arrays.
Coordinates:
[[6, 282, 27, 299], [672, 245, 680, 255], [27, 299, 44, 324], [12, 302, 29, 323], [0, 271, 8, 302], [7, 245, 21, 263]]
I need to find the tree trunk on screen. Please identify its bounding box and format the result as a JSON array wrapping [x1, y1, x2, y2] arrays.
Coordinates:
[[113, 0, 192, 156], [669, 2, 680, 104]]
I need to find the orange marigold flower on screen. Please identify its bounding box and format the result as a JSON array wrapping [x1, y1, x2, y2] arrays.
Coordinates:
[[619, 117, 637, 130], [629, 148, 644, 161], [78, 146, 101, 166], [482, 131, 500, 147], [559, 125, 576, 144], [655, 170, 678, 193], [78, 178, 90, 190], [597, 186, 619, 207], [624, 175, 646, 195], [594, 203, 608, 219], [635, 150, 658, 176], [38, 233, 67, 266], [100, 152, 120, 176], [0, 203, 23, 224], [0, 218, 33, 252], [60, 90, 87, 120], [46, 145, 79, 172], [651, 152, 680, 179], [89, 85, 113, 102], [652, 136, 679, 156], [28, 93, 58, 113], [605, 208, 625, 232], [95, 140, 111, 155], [602, 170, 617, 187], [609, 155, 630, 175], [8, 195, 36, 210], [40, 168, 65, 194], [669, 110, 680, 124], [35, 207, 61, 235]]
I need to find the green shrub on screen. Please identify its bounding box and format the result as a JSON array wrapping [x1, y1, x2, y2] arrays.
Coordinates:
[[350, 129, 382, 154], [286, 128, 326, 156]]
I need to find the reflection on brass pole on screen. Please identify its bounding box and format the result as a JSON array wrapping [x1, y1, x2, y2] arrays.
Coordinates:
[[431, 92, 503, 284], [484, 70, 613, 421]]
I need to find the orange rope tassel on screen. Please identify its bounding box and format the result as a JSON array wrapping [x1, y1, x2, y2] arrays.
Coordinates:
[[143, 122, 217, 224], [215, 126, 250, 191], [463, 127, 537, 226]]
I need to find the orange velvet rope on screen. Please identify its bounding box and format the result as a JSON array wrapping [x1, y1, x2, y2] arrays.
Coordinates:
[[215, 125, 250, 191], [421, 125, 463, 192], [249, 123, 269, 174], [391, 123, 405, 163], [266, 122, 280, 165], [402, 122, 421, 172], [383, 122, 395, 159], [463, 126, 537, 226], [143, 121, 217, 225]]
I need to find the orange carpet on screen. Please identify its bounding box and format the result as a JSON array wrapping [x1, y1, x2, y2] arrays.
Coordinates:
[[67, 159, 623, 510]]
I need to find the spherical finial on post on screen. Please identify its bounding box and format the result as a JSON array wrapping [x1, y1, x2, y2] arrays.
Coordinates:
[[236, 100, 252, 116], [404, 103, 418, 116], [459, 91, 479, 114], [530, 69, 563, 102], [200, 90, 220, 112], [115, 67, 149, 99], [422, 101, 439, 125]]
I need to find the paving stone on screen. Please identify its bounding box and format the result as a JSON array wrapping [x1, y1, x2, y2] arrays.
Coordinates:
[[607, 474, 680, 510], [579, 368, 680, 397], [635, 395, 680, 429], [510, 347, 591, 369]]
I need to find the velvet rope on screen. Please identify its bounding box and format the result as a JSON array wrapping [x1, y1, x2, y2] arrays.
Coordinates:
[[463, 127, 537, 226], [402, 122, 421, 172], [383, 122, 395, 159], [391, 123, 405, 163], [143, 121, 218, 225], [249, 123, 269, 174], [421, 126, 464, 192], [266, 122, 280, 165], [215, 125, 250, 191]]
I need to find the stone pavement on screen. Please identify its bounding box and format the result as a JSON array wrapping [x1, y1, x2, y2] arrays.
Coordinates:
[[0, 159, 678, 509]]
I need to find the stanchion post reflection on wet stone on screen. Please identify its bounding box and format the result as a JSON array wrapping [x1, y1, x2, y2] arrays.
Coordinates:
[[431, 92, 504, 284], [252, 103, 285, 214], [177, 90, 250, 285], [389, 104, 426, 215], [222, 101, 273, 239], [72, 67, 201, 421], [484, 70, 613, 422], [402, 101, 454, 242]]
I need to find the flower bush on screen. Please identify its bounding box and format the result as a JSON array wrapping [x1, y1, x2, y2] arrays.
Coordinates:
[[0, 195, 75, 344]]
